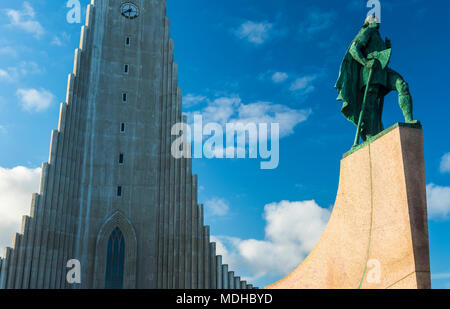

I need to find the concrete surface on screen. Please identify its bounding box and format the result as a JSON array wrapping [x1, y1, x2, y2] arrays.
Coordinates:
[[267, 123, 431, 289]]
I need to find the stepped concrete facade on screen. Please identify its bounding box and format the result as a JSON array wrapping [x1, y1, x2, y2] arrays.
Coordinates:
[[0, 0, 253, 289], [267, 123, 431, 289]]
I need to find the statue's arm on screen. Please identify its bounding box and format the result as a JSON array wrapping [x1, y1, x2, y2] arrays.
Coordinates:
[[349, 41, 369, 66], [348, 27, 374, 67]]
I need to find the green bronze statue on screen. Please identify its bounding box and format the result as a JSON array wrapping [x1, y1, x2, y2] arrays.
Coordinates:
[[335, 15, 418, 146]]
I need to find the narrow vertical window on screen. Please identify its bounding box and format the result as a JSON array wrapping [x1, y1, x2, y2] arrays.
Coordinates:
[[119, 153, 124, 164], [124, 64, 129, 74], [120, 123, 125, 133], [105, 227, 125, 289], [117, 186, 122, 197], [125, 37, 130, 46], [122, 93, 127, 102]]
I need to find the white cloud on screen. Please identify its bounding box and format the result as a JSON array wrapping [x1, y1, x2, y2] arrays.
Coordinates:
[[205, 198, 230, 217], [212, 200, 331, 283], [0, 62, 42, 83], [0, 125, 7, 134], [183, 94, 207, 108], [5, 2, 45, 38], [440, 153, 450, 173], [235, 101, 310, 137], [187, 96, 310, 139], [193, 96, 241, 124], [0, 166, 41, 254], [432, 272, 450, 279], [271, 72, 288, 83], [289, 75, 318, 94], [16, 88, 55, 113], [0, 69, 13, 82], [235, 21, 273, 45], [427, 184, 450, 220]]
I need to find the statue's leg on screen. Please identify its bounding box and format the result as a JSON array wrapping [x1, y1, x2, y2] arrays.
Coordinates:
[[387, 69, 418, 123], [362, 85, 380, 140]]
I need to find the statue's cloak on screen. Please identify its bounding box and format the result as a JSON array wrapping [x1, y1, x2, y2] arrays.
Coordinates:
[[335, 47, 363, 126]]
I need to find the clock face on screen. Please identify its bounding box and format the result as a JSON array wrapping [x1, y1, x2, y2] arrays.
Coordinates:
[[120, 2, 140, 19]]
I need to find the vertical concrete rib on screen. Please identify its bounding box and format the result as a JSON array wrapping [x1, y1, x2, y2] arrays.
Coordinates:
[[216, 256, 222, 289], [54, 79, 74, 288], [210, 243, 217, 289], [166, 38, 175, 289], [22, 194, 39, 288], [228, 271, 235, 289], [185, 155, 192, 288], [163, 16, 172, 289], [14, 216, 31, 288], [51, 93, 69, 288], [62, 76, 75, 282], [163, 33, 173, 289], [222, 264, 229, 289], [0, 248, 11, 289], [203, 226, 210, 289], [30, 162, 49, 288], [0, 259, 3, 289], [57, 99, 73, 288], [191, 175, 198, 288], [155, 15, 167, 288], [175, 91, 184, 289], [234, 277, 241, 289], [43, 130, 62, 288], [178, 126, 187, 289], [6, 234, 21, 288], [173, 87, 182, 288], [65, 64, 82, 288], [198, 205, 204, 289], [54, 101, 70, 286], [158, 16, 170, 289], [49, 114, 69, 288]]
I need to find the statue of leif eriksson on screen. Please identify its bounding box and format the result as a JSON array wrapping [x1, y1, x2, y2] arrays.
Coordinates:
[[335, 15, 419, 147]]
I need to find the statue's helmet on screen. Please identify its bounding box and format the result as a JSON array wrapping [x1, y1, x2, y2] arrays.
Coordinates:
[[364, 15, 380, 26]]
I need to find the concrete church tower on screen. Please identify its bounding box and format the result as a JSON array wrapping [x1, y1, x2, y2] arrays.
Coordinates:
[[0, 0, 253, 289]]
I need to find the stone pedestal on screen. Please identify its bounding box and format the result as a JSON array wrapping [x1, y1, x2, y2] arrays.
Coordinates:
[[267, 123, 431, 289]]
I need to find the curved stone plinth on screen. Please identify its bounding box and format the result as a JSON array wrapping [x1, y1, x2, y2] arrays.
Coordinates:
[[267, 123, 431, 289]]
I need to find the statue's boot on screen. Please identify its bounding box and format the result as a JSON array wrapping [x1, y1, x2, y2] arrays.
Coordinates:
[[399, 93, 419, 124]]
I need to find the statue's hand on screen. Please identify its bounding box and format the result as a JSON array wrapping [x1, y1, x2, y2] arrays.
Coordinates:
[[369, 51, 379, 59], [365, 59, 375, 69]]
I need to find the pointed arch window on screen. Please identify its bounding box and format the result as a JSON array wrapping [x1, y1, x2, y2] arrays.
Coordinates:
[[105, 227, 125, 289]]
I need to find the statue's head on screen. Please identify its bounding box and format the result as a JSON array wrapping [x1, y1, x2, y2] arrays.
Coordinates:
[[364, 15, 380, 29]]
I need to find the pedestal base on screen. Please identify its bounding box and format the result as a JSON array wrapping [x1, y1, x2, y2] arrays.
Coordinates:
[[267, 123, 431, 289]]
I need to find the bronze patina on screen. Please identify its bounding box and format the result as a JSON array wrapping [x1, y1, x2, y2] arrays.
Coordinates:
[[335, 16, 418, 147]]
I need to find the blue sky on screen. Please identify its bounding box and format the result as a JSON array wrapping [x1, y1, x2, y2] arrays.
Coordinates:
[[0, 0, 449, 288]]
